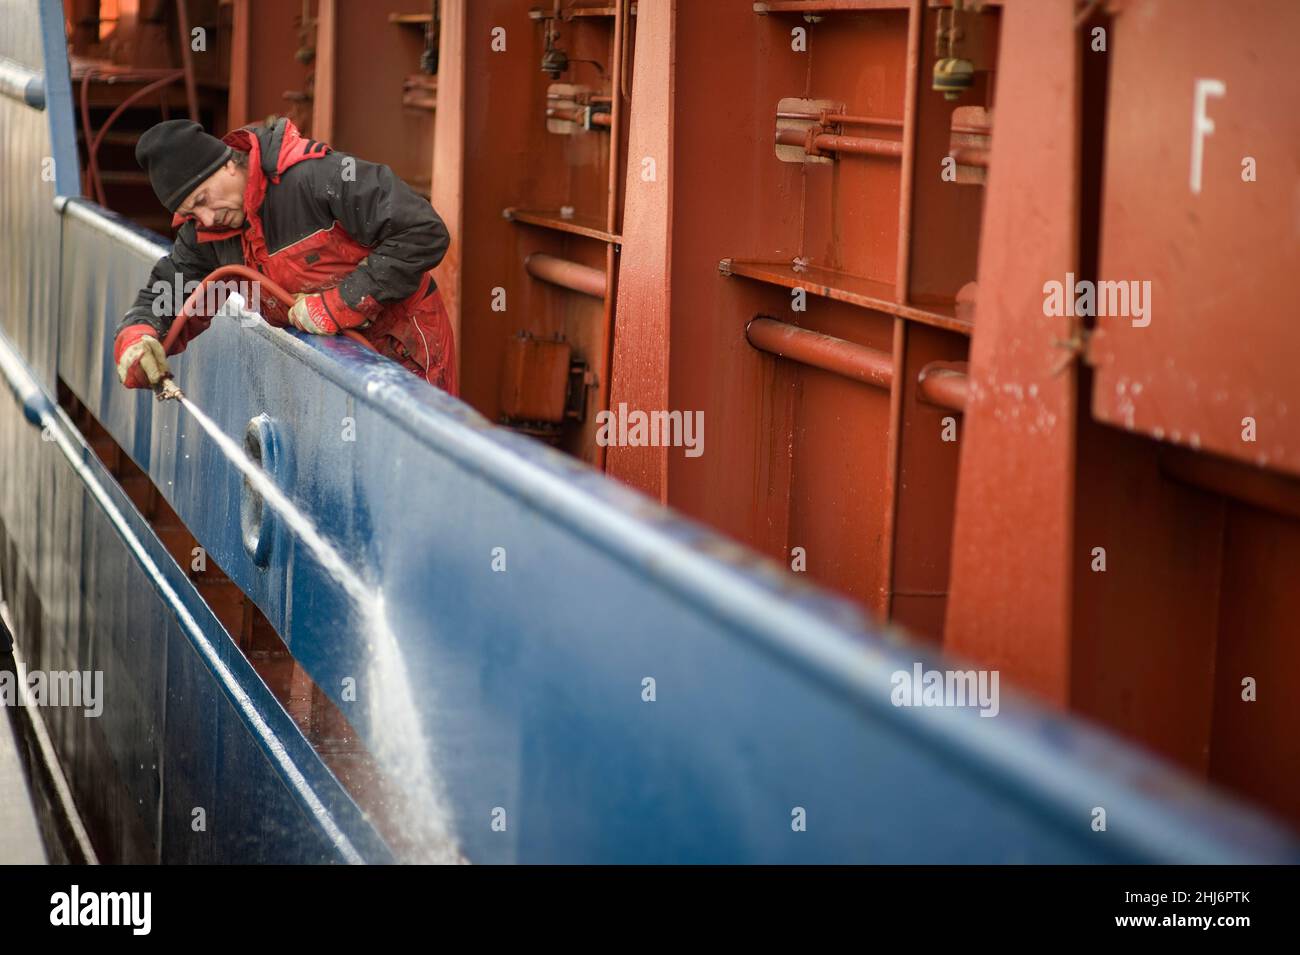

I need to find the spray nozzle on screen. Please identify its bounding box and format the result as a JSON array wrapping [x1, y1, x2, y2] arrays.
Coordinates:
[[154, 377, 185, 403]]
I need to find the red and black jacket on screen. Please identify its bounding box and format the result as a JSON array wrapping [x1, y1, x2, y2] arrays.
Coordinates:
[[119, 117, 450, 350]]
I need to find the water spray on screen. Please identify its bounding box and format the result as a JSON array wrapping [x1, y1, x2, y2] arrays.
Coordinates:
[[154, 270, 459, 861], [175, 393, 462, 863]]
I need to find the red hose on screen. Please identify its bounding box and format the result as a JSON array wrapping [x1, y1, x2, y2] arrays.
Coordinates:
[[163, 265, 376, 355]]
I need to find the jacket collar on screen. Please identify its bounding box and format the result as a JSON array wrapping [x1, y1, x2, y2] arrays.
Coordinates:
[[171, 118, 330, 243]]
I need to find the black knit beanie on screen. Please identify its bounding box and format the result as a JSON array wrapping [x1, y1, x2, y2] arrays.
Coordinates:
[[135, 120, 234, 212]]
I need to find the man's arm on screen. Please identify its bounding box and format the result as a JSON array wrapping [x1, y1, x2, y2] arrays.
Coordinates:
[[113, 223, 220, 389], [118, 223, 222, 349], [314, 152, 451, 313]]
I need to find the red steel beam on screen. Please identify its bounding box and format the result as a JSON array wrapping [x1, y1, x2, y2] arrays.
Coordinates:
[[1159, 447, 1300, 523], [894, 0, 923, 302], [228, 0, 250, 129], [944, 0, 1080, 706], [174, 0, 199, 122], [313, 0, 337, 143], [431, 0, 467, 374], [606, 0, 676, 500], [595, 0, 625, 471], [884, 0, 925, 617]]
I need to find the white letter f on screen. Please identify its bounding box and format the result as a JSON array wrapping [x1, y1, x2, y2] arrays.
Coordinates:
[[1190, 78, 1225, 195]]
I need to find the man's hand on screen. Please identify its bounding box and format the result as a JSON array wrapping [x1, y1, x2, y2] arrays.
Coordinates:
[[114, 324, 170, 389], [288, 291, 340, 336], [288, 287, 375, 336]]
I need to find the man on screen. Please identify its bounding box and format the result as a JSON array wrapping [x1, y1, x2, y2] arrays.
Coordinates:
[[114, 118, 457, 394]]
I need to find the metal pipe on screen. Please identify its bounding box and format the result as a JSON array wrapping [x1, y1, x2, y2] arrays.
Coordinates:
[[0, 56, 45, 109], [776, 111, 902, 128], [917, 360, 969, 412], [608, 0, 626, 232], [619, 0, 632, 100], [774, 127, 903, 158], [547, 105, 611, 128], [525, 253, 607, 299], [79, 69, 97, 202], [597, 242, 616, 471], [745, 317, 893, 389], [949, 145, 989, 168], [882, 317, 907, 618], [56, 194, 170, 261], [895, 0, 923, 303]]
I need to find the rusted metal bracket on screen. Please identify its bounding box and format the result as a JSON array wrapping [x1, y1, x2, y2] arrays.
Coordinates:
[[1050, 326, 1091, 377]]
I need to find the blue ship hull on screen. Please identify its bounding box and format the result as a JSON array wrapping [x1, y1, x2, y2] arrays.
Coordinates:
[[1, 0, 1297, 864]]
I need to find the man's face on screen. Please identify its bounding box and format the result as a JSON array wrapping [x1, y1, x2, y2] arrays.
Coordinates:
[[176, 159, 248, 229]]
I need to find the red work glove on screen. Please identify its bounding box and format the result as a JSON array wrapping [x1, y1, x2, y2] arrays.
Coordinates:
[[288, 286, 376, 336], [113, 324, 170, 389]]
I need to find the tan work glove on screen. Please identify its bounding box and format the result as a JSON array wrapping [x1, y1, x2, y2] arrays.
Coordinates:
[[114, 325, 170, 389]]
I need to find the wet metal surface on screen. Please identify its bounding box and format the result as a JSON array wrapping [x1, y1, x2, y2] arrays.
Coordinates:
[[3, 0, 1300, 862]]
